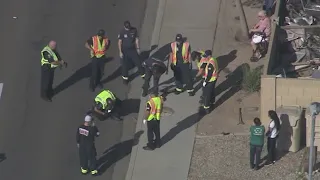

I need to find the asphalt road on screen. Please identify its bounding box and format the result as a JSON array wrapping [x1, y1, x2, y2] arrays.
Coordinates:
[[0, 0, 148, 179]]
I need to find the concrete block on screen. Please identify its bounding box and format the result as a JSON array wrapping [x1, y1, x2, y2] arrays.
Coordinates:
[[281, 96, 297, 106], [296, 97, 312, 108], [311, 97, 320, 103], [303, 88, 319, 97], [276, 96, 282, 107], [289, 87, 304, 97], [276, 87, 289, 96]]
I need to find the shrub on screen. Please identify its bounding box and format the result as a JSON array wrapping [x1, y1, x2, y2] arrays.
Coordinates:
[[241, 66, 262, 93]]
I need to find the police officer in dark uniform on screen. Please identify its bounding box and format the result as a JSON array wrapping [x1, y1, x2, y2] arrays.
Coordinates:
[[76, 115, 100, 176], [85, 29, 109, 92], [141, 57, 167, 97], [40, 40, 67, 102], [118, 21, 145, 84]]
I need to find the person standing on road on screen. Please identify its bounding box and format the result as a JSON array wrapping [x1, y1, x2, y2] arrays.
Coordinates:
[[249, 117, 265, 170], [85, 29, 109, 92], [118, 21, 145, 84], [191, 50, 209, 103], [40, 40, 67, 102], [170, 34, 194, 96], [265, 110, 281, 166], [76, 115, 100, 176], [143, 92, 163, 150], [201, 50, 218, 114], [141, 57, 167, 97], [91, 89, 122, 121]]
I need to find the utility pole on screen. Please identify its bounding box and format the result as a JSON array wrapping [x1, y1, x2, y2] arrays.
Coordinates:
[[235, 0, 249, 40]]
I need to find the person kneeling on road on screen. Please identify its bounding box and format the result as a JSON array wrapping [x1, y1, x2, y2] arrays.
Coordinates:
[[92, 89, 122, 121], [143, 92, 163, 151], [76, 115, 99, 176], [142, 57, 167, 97]]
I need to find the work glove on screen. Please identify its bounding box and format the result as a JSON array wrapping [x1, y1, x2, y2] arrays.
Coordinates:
[[143, 119, 147, 125], [203, 82, 207, 87], [119, 52, 123, 58], [77, 144, 79, 148], [137, 48, 141, 54], [107, 109, 111, 113]]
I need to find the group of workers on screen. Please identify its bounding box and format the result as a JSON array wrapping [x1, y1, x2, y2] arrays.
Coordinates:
[[39, 20, 219, 176]]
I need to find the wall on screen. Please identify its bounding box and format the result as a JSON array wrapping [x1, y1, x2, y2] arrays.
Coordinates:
[[260, 76, 320, 122], [263, 0, 286, 75]]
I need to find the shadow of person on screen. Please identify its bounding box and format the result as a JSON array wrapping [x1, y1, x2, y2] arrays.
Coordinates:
[[119, 98, 141, 117], [0, 153, 6, 163], [161, 113, 205, 146], [53, 57, 113, 96], [277, 114, 291, 159], [97, 130, 144, 174], [214, 63, 250, 109], [217, 50, 237, 74]]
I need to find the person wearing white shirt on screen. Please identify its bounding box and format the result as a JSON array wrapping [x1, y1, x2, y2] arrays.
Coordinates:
[[265, 110, 281, 165]]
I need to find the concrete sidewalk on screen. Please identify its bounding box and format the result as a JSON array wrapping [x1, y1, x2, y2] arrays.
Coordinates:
[[126, 0, 222, 180]]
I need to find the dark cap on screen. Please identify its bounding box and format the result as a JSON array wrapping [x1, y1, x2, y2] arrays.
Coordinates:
[[175, 34, 183, 42], [124, 21, 131, 29], [203, 50, 212, 58], [97, 29, 105, 36]]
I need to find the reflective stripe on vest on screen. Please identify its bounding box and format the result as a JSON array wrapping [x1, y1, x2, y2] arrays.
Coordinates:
[[170, 42, 190, 65], [91, 36, 107, 58], [147, 97, 163, 121], [94, 90, 116, 109], [204, 57, 218, 82], [41, 46, 59, 68]]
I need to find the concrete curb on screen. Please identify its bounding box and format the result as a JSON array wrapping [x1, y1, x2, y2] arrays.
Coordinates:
[[125, 0, 164, 179]]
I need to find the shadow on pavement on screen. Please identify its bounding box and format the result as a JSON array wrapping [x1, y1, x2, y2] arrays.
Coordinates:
[[217, 50, 237, 74], [0, 153, 6, 163], [214, 63, 250, 109], [120, 98, 141, 117], [53, 57, 113, 96], [97, 130, 144, 174], [161, 113, 205, 146]]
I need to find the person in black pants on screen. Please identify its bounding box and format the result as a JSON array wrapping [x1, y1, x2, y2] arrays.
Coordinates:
[[249, 118, 265, 170], [40, 41, 67, 102], [142, 57, 167, 97], [85, 29, 109, 92], [76, 115, 100, 176], [118, 21, 145, 84], [265, 110, 281, 166]]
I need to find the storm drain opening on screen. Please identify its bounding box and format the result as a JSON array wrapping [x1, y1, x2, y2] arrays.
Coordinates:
[[162, 106, 174, 116]]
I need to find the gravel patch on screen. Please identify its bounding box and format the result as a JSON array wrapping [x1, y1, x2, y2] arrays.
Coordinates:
[[188, 135, 305, 180]]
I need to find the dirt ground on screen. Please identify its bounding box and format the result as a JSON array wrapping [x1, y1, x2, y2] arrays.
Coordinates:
[[188, 1, 306, 180]]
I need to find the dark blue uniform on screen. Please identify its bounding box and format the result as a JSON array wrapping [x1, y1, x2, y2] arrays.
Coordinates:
[[142, 57, 166, 96], [118, 27, 145, 80], [41, 50, 62, 100]]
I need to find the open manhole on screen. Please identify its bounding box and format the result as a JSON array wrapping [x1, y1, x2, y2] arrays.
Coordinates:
[[162, 106, 174, 116]]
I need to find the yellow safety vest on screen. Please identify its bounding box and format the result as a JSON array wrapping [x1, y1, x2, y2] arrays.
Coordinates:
[[94, 90, 116, 109], [147, 97, 163, 121], [91, 36, 107, 58], [196, 50, 207, 69], [204, 57, 218, 82], [171, 42, 190, 65], [41, 46, 59, 68]]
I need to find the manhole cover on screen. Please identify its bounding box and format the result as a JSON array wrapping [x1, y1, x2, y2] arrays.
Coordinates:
[[162, 106, 174, 116]]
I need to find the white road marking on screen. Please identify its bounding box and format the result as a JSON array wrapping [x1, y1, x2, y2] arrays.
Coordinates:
[[0, 83, 3, 99]]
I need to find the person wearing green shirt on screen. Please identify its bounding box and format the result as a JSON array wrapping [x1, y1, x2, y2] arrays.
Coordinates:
[[249, 117, 265, 170]]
